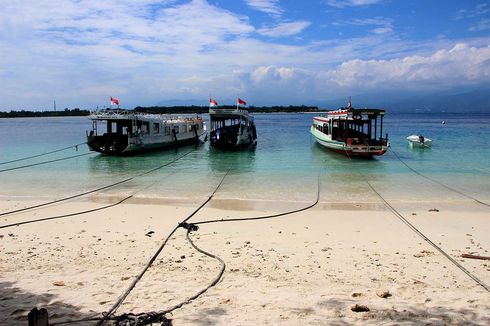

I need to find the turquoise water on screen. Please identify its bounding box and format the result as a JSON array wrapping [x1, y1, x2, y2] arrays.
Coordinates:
[[0, 113, 489, 204]]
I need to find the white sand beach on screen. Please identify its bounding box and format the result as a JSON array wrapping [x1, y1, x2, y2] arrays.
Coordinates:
[[1, 196, 489, 325]]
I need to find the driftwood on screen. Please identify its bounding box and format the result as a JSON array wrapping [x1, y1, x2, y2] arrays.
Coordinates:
[[461, 253, 490, 261], [28, 308, 48, 326]]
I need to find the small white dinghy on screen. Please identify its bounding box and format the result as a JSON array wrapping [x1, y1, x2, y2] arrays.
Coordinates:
[[406, 135, 432, 148]]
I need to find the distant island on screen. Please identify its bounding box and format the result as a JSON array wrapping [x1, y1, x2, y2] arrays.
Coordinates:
[[0, 105, 320, 118], [0, 108, 90, 118], [134, 105, 320, 114]]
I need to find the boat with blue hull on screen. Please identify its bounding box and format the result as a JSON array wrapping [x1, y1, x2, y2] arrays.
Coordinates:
[[209, 99, 257, 150]]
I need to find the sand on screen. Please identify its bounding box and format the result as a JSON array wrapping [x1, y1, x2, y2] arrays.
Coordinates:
[[0, 196, 489, 325]]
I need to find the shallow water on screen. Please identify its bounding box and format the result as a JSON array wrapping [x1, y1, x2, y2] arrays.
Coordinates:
[[0, 113, 489, 204]]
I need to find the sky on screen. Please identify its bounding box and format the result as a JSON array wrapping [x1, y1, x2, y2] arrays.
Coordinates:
[[0, 0, 489, 110]]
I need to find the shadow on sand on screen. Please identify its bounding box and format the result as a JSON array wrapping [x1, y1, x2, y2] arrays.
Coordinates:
[[0, 281, 99, 325]]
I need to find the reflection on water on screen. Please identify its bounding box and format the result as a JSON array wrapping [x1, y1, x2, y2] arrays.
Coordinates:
[[206, 145, 257, 173]]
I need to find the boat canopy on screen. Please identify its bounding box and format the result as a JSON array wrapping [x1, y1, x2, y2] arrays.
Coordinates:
[[327, 108, 385, 118]]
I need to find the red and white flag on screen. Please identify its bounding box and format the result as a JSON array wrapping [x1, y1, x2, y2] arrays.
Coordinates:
[[110, 96, 119, 106], [237, 98, 247, 106], [347, 96, 352, 109], [209, 98, 218, 107]]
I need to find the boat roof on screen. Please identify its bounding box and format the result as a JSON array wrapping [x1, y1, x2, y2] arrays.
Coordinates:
[[327, 108, 385, 117], [209, 107, 250, 118], [88, 109, 202, 123]]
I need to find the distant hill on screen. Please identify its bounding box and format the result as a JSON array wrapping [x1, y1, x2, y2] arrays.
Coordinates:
[[325, 88, 490, 113]]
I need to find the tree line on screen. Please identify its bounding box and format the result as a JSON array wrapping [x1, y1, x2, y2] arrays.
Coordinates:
[[0, 105, 321, 118], [0, 108, 90, 118]]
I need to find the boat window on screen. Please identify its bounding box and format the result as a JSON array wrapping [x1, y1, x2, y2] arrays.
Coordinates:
[[141, 122, 149, 134], [165, 126, 171, 136], [153, 123, 160, 134], [323, 123, 329, 135], [182, 125, 187, 133]]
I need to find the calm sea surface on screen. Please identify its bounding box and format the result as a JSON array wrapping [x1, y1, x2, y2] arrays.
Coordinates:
[[0, 113, 489, 205]]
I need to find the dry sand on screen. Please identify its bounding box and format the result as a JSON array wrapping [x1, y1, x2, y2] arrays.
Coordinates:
[[0, 196, 489, 325]]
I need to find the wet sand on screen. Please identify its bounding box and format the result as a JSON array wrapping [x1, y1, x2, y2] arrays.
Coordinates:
[[0, 197, 489, 325]]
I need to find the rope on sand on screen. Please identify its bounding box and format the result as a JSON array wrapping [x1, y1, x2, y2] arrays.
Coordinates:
[[366, 180, 489, 293]]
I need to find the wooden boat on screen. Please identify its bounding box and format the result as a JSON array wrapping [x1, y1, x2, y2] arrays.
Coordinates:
[[209, 99, 257, 150], [406, 135, 432, 148], [311, 106, 388, 157], [86, 109, 206, 155]]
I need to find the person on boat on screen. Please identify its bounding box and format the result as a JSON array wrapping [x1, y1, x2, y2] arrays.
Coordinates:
[[419, 135, 425, 143]]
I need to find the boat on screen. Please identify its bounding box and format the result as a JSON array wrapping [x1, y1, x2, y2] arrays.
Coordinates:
[[208, 98, 257, 150], [86, 109, 207, 155], [311, 100, 388, 157], [406, 135, 432, 148]]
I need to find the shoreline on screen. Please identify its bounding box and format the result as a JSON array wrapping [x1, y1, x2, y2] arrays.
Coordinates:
[[1, 198, 489, 325]]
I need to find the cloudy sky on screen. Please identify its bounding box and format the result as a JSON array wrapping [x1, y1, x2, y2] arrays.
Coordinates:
[[1, 0, 489, 109]]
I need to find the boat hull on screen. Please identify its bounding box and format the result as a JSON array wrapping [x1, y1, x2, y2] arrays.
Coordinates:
[[87, 130, 207, 155], [311, 127, 387, 157], [406, 135, 432, 148]]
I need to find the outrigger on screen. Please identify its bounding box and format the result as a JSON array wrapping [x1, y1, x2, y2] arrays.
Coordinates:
[[311, 104, 388, 157]]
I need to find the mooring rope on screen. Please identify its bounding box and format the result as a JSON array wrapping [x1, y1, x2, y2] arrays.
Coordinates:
[[94, 171, 230, 326], [103, 173, 321, 326], [389, 145, 489, 207], [0, 142, 87, 166], [344, 149, 489, 292], [0, 169, 183, 230], [0, 149, 195, 217], [44, 171, 322, 326], [0, 152, 95, 173], [366, 180, 489, 293], [0, 196, 133, 230]]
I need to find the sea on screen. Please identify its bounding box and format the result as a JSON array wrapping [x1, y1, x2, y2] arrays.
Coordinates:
[[0, 113, 489, 207]]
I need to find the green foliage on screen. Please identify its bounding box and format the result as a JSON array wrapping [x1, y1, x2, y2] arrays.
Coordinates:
[[0, 109, 90, 118], [134, 105, 320, 114]]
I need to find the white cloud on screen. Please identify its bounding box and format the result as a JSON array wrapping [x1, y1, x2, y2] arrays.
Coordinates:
[[0, 1, 489, 108], [469, 19, 490, 32], [245, 0, 283, 18], [326, 0, 383, 8], [257, 21, 311, 37], [333, 16, 393, 35]]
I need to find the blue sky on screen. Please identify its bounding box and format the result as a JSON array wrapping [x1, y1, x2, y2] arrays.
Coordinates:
[[0, 0, 489, 109]]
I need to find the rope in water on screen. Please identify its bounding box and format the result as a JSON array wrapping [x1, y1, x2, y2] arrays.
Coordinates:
[[0, 152, 95, 173], [0, 142, 87, 166], [0, 149, 195, 217], [389, 145, 489, 207]]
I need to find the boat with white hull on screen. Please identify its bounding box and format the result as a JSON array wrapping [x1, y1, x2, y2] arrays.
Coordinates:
[[87, 109, 206, 155], [311, 107, 388, 157], [406, 135, 432, 148]]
